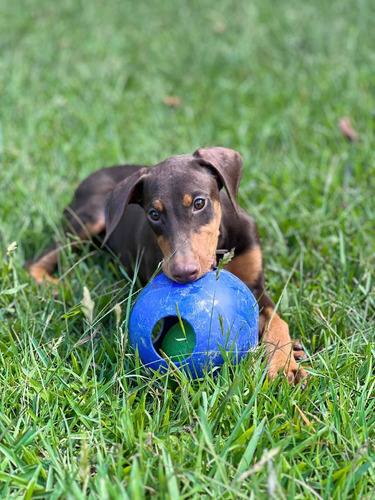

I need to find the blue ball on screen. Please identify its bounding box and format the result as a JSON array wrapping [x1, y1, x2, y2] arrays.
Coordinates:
[[129, 269, 259, 378]]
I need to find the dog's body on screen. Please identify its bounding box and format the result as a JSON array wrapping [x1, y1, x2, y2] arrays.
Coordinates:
[[29, 147, 307, 383]]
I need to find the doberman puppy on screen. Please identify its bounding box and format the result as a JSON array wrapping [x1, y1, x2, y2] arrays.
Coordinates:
[[29, 147, 308, 383]]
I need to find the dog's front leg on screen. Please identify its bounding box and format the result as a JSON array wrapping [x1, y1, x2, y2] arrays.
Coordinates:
[[258, 301, 308, 384], [225, 246, 308, 384]]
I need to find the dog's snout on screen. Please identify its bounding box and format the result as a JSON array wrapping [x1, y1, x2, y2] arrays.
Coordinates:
[[170, 261, 200, 283]]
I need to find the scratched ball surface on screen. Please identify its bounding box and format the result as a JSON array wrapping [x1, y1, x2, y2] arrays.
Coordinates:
[[129, 269, 259, 378]]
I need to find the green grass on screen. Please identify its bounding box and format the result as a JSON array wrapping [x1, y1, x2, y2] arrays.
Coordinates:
[[1, 0, 375, 497]]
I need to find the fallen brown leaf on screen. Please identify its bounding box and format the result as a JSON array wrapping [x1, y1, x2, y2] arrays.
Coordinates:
[[338, 117, 359, 141], [163, 95, 181, 107]]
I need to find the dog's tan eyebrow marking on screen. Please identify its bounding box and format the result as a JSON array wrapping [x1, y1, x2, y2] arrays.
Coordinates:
[[153, 200, 164, 212], [182, 194, 193, 207]]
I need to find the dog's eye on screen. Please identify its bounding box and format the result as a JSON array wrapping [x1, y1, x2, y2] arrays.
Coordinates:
[[149, 209, 160, 221], [193, 198, 205, 211]]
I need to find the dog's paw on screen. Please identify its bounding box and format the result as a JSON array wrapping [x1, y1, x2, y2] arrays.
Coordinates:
[[29, 266, 59, 286], [267, 350, 309, 387]]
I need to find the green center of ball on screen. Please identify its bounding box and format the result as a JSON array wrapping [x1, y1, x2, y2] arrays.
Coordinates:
[[161, 320, 196, 361]]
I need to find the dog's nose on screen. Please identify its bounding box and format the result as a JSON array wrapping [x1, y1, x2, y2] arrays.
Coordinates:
[[170, 261, 200, 283]]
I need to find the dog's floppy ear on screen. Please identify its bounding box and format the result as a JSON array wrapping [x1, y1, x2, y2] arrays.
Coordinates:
[[103, 168, 148, 246], [193, 147, 242, 211]]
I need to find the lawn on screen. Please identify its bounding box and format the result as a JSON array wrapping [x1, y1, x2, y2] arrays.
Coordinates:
[[0, 0, 374, 498]]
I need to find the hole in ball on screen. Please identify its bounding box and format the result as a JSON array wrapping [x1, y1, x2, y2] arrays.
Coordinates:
[[152, 316, 196, 361]]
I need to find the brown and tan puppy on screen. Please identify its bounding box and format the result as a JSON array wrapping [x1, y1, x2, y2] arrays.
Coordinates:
[[29, 147, 308, 383]]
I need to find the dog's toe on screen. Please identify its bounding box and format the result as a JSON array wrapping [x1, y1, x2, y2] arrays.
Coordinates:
[[293, 341, 308, 362]]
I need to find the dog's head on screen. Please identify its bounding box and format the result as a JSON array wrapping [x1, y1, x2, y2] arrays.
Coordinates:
[[104, 147, 242, 283]]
